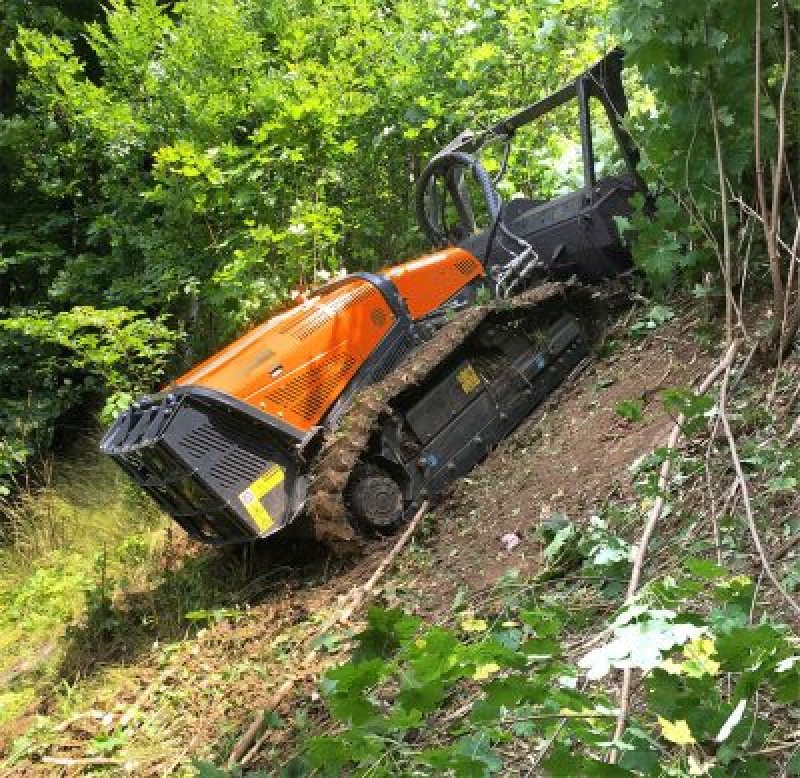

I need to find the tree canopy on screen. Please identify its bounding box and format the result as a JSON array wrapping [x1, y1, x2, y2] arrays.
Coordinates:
[[0, 0, 797, 487]]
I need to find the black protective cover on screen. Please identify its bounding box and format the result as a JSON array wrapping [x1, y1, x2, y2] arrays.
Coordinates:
[[100, 388, 306, 544]]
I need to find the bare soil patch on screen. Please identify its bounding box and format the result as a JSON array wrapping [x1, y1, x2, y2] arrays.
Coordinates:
[[405, 311, 715, 615]]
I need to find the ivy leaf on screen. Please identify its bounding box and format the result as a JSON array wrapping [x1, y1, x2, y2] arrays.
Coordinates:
[[322, 658, 385, 724], [481, 675, 547, 709], [709, 605, 749, 634], [660, 389, 716, 435], [767, 475, 798, 492], [618, 727, 662, 773], [519, 607, 564, 637], [419, 744, 498, 777], [579, 609, 706, 679], [353, 607, 421, 661], [543, 523, 581, 565], [680, 637, 721, 678], [657, 716, 696, 745], [521, 636, 561, 658], [458, 733, 503, 771], [397, 678, 445, 714], [306, 733, 366, 772]]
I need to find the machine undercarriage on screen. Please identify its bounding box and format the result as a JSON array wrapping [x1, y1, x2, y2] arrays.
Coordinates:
[[308, 282, 604, 552]]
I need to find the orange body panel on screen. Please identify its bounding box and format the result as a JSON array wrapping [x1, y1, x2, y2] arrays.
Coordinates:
[[383, 247, 483, 319], [172, 247, 484, 432]]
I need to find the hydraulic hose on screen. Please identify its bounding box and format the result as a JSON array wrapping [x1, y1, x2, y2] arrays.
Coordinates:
[[415, 151, 501, 247]]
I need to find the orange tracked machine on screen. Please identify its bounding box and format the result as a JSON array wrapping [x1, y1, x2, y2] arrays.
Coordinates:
[[102, 50, 642, 547]]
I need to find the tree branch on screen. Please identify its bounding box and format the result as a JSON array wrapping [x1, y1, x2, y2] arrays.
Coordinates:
[[609, 342, 739, 761], [717, 362, 800, 621]]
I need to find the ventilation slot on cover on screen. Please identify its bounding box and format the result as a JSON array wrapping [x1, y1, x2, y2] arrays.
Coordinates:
[[455, 257, 479, 276], [326, 283, 377, 313], [273, 283, 379, 340], [209, 447, 269, 490], [273, 307, 324, 338], [282, 308, 331, 340], [266, 352, 357, 421], [178, 423, 231, 461]]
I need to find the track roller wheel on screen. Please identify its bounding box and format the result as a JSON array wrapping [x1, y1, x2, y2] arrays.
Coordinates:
[[345, 463, 406, 534]]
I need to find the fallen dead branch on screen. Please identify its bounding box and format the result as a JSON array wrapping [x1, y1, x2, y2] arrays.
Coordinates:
[[228, 501, 429, 768], [609, 341, 739, 761], [42, 756, 126, 767], [55, 709, 109, 733]]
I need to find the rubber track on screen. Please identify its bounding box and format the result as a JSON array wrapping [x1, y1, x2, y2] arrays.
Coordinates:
[[307, 281, 598, 554]]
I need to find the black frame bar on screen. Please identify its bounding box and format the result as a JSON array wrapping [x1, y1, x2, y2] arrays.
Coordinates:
[[438, 48, 641, 191]]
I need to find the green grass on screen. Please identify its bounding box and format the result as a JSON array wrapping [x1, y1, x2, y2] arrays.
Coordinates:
[[0, 440, 167, 720], [0, 441, 163, 579], [0, 436, 265, 771]]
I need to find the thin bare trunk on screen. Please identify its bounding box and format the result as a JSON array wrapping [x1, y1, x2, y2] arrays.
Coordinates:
[[754, 0, 786, 324], [609, 343, 739, 761], [771, 0, 791, 237], [770, 2, 800, 364], [709, 90, 735, 343]]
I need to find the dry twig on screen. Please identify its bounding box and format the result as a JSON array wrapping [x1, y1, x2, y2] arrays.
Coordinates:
[[228, 501, 429, 767], [609, 342, 739, 762], [42, 756, 126, 767]]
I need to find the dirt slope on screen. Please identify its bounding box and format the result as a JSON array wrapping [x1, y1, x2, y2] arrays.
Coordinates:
[[402, 309, 713, 614], [1, 305, 715, 775]]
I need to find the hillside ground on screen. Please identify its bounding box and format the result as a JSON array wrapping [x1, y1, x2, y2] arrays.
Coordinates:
[[1, 299, 797, 775]]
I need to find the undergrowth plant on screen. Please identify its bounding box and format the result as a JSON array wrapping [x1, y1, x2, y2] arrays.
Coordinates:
[[254, 567, 798, 776], [222, 364, 800, 777]]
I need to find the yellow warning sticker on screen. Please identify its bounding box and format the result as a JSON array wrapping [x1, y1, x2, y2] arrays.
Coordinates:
[[456, 364, 481, 394], [238, 465, 284, 532]]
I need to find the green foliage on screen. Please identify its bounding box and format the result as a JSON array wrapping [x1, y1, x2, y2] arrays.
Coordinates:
[[616, 398, 645, 422], [0, 306, 179, 487], [629, 303, 675, 337], [541, 513, 632, 591], [612, 0, 797, 290], [0, 0, 614, 484], [0, 553, 89, 633], [297, 568, 798, 776], [660, 388, 717, 436]]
